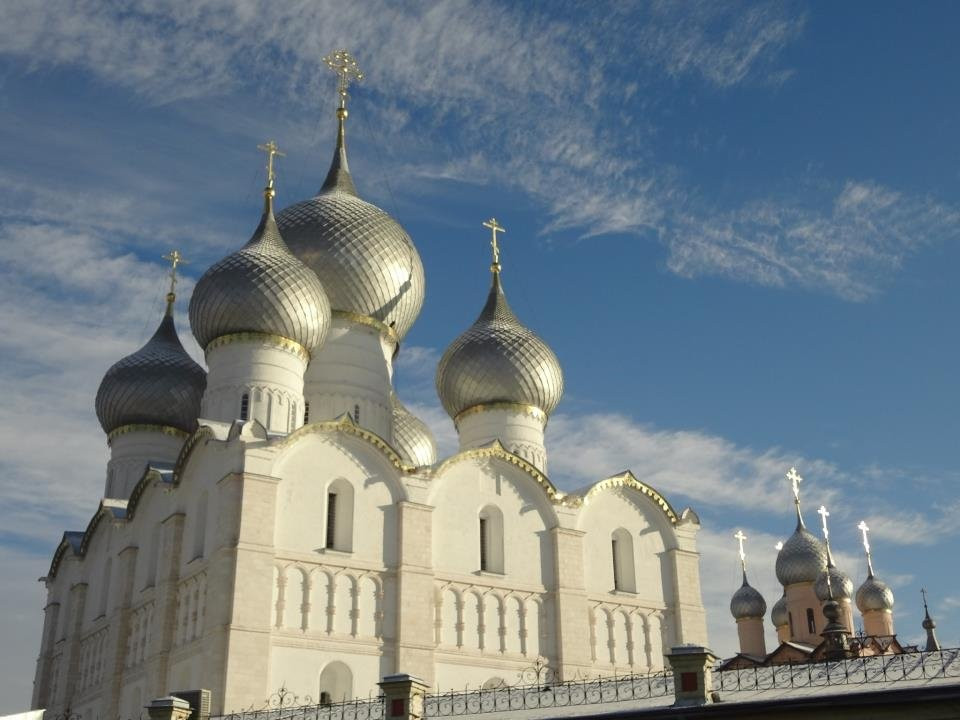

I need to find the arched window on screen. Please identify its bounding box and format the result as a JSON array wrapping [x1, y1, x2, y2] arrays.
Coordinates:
[[240, 393, 250, 421], [324, 479, 354, 552], [318, 661, 353, 704], [806, 607, 816, 634], [611, 528, 636, 593], [304, 402, 310, 423], [353, 403, 361, 424], [478, 505, 504, 574], [97, 558, 112, 617], [788, 611, 795, 637]]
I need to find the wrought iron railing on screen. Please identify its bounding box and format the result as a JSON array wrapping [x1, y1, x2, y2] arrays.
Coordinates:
[[213, 685, 384, 720], [714, 647, 960, 693], [421, 671, 674, 716]]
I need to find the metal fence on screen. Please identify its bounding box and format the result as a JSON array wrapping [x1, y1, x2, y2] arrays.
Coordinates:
[[214, 696, 384, 720], [714, 647, 960, 693], [422, 670, 674, 716]]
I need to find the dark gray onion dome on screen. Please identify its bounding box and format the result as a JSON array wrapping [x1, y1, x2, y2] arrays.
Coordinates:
[[436, 270, 564, 420], [775, 522, 828, 586], [815, 560, 854, 602], [856, 574, 895, 613], [276, 115, 425, 340], [190, 189, 331, 352], [730, 572, 767, 620], [96, 296, 206, 435], [771, 593, 788, 627], [391, 393, 437, 467]]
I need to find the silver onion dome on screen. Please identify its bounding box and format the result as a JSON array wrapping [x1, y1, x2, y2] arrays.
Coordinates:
[[190, 189, 331, 352], [814, 558, 854, 602], [436, 270, 564, 420], [856, 574, 895, 613], [730, 572, 767, 620], [391, 393, 438, 467], [95, 296, 206, 435], [277, 114, 425, 340], [775, 522, 828, 586], [771, 593, 788, 627]]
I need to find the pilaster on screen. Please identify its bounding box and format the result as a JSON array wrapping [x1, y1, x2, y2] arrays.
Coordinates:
[[145, 513, 186, 698], [31, 589, 60, 709], [394, 501, 435, 682], [551, 526, 591, 679], [104, 545, 139, 718], [57, 581, 88, 709]]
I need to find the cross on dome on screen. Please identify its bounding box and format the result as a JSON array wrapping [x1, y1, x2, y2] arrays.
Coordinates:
[[734, 530, 747, 570], [324, 49, 364, 111], [257, 140, 285, 189], [483, 217, 506, 272], [786, 467, 803, 502], [857, 520, 870, 554], [775, 541, 784, 551], [817, 505, 831, 540], [162, 249, 188, 304]]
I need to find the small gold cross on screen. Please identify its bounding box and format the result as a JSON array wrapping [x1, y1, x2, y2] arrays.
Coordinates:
[[483, 217, 506, 269], [733, 530, 747, 566], [817, 505, 830, 540], [257, 140, 286, 188], [162, 250, 188, 296], [786, 467, 803, 503]]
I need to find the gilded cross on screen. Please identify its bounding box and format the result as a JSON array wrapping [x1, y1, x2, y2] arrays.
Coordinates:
[[775, 541, 784, 551], [857, 520, 871, 555], [162, 250, 188, 296], [786, 467, 803, 503], [921, 587, 929, 609], [817, 505, 830, 540], [734, 530, 747, 569], [323, 49, 364, 109], [483, 217, 506, 268], [257, 140, 286, 188]]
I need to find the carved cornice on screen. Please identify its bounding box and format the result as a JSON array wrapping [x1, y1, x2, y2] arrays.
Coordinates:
[[277, 414, 414, 473], [579, 472, 679, 525], [453, 402, 547, 428]]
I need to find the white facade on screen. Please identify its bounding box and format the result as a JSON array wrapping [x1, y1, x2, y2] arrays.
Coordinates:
[[33, 409, 706, 717]]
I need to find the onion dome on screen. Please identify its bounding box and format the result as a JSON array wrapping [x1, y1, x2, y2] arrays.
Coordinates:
[[815, 564, 854, 601], [391, 393, 437, 467], [856, 574, 895, 613], [771, 593, 788, 628], [277, 101, 425, 340], [95, 291, 206, 435], [776, 523, 827, 586], [730, 572, 767, 620], [190, 179, 331, 353], [436, 259, 564, 421]]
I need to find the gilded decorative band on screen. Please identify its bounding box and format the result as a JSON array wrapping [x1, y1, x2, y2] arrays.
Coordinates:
[[107, 424, 189, 444], [205, 332, 310, 361], [454, 402, 547, 427], [332, 310, 400, 345]]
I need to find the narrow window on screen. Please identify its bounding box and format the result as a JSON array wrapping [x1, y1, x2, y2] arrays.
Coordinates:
[[326, 493, 337, 549], [240, 393, 250, 421], [611, 539, 621, 590], [304, 402, 310, 423], [353, 404, 361, 424], [319, 692, 331, 706], [479, 517, 488, 571], [788, 611, 794, 637], [806, 608, 816, 634]]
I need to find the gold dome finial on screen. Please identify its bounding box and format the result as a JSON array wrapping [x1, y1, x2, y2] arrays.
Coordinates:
[[162, 249, 188, 315], [483, 217, 506, 273], [323, 49, 364, 118]]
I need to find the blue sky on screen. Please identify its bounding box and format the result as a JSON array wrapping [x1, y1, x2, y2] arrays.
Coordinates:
[[1, 0, 959, 710]]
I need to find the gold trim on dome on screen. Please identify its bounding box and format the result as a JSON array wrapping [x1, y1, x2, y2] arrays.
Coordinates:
[[580, 471, 679, 525], [277, 414, 414, 473], [204, 332, 310, 361], [453, 402, 547, 428], [432, 440, 571, 506], [332, 310, 400, 345], [107, 424, 188, 444]]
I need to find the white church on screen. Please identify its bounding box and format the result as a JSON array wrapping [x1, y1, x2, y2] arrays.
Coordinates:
[[31, 52, 708, 719]]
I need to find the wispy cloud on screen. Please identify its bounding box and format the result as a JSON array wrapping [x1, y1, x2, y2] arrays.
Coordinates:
[[669, 181, 960, 300]]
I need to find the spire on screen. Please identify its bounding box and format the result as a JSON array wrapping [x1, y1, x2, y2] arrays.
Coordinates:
[[857, 520, 875, 577], [161, 250, 187, 317], [320, 49, 363, 196], [786, 467, 806, 528], [921, 588, 941, 651]]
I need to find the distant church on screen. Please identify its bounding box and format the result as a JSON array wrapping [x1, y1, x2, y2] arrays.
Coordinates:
[[31, 52, 708, 719], [724, 468, 941, 668]]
